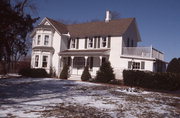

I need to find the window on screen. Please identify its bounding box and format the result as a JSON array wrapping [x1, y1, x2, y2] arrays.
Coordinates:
[[88, 38, 93, 48], [42, 56, 48, 67], [102, 37, 107, 47], [74, 57, 85, 69], [35, 55, 39, 67], [37, 35, 41, 45], [71, 39, 76, 48], [132, 62, 140, 69], [128, 61, 145, 70], [44, 35, 49, 45]]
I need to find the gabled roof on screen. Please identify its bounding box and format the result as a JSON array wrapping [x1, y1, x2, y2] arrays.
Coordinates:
[[67, 18, 134, 38], [36, 17, 138, 39]]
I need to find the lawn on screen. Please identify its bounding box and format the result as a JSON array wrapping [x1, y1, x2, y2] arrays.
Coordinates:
[[0, 78, 179, 118]]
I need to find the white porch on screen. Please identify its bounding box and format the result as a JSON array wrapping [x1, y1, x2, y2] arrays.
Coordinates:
[[59, 49, 110, 77]]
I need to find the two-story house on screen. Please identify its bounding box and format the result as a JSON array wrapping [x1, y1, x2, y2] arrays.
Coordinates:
[[30, 11, 166, 79]]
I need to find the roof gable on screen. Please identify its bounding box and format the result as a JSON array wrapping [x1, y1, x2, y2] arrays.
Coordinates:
[[38, 17, 68, 35]]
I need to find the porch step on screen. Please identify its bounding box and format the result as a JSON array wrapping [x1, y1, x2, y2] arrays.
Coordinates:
[[68, 74, 81, 81]]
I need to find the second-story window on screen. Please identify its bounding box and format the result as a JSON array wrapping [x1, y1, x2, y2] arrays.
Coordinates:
[[71, 39, 76, 48], [37, 35, 41, 45], [102, 37, 107, 47], [35, 55, 39, 67], [44, 35, 49, 45], [88, 38, 93, 48]]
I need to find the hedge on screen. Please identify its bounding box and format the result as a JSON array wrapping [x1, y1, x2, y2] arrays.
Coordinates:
[[19, 68, 48, 78], [123, 70, 180, 91]]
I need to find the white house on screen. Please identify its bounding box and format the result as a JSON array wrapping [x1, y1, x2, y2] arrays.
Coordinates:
[[30, 11, 166, 79]]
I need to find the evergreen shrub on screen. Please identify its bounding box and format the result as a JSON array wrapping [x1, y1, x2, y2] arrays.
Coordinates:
[[81, 66, 91, 81], [95, 61, 115, 83], [59, 64, 69, 79]]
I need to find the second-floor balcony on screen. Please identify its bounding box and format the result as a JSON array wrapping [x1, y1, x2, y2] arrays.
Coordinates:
[[122, 46, 164, 61]]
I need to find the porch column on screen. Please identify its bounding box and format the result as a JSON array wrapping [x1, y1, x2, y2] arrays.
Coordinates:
[[99, 56, 102, 66], [71, 56, 74, 74], [85, 56, 88, 66]]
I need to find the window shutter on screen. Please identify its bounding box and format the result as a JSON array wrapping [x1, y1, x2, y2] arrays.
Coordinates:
[[85, 38, 87, 49], [98, 37, 100, 48], [131, 40, 134, 47], [68, 38, 71, 49], [127, 38, 130, 47], [76, 38, 79, 49], [108, 36, 111, 48], [128, 61, 132, 69], [94, 37, 97, 48], [141, 61, 145, 69]]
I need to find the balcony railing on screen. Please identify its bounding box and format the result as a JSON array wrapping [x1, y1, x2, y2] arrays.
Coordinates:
[[122, 46, 164, 60]]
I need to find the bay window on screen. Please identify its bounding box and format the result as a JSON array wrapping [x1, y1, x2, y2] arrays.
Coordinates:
[[42, 56, 48, 67], [35, 55, 39, 67], [44, 35, 49, 45], [37, 35, 41, 45]]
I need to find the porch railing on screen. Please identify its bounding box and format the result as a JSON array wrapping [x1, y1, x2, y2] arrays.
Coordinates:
[[122, 46, 164, 60]]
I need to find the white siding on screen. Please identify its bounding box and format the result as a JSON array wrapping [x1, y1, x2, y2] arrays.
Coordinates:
[[52, 31, 61, 76], [109, 36, 122, 68]]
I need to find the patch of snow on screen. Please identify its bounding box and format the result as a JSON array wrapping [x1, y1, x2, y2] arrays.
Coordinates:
[[0, 77, 179, 118]]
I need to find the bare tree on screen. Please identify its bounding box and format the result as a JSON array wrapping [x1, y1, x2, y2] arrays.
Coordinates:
[[0, 0, 39, 72], [111, 11, 121, 20]]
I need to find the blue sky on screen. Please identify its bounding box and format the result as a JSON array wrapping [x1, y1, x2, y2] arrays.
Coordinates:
[[32, 0, 180, 62]]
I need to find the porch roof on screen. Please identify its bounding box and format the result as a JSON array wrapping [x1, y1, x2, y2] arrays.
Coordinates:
[[59, 49, 110, 56]]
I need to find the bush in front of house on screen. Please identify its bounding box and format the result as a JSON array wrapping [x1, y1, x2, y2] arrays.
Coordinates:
[[19, 68, 48, 78], [123, 70, 180, 91], [59, 64, 69, 79], [95, 61, 115, 83], [81, 66, 91, 81], [166, 58, 180, 73]]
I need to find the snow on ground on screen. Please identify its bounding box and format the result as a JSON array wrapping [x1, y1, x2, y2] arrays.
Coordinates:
[[0, 78, 179, 118]]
